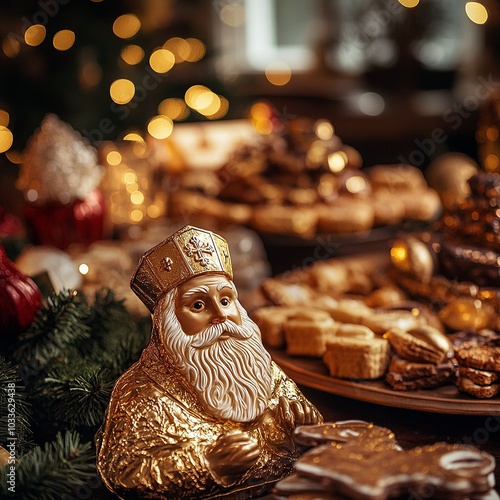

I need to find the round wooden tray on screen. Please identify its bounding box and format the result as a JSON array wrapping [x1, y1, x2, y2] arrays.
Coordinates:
[[269, 348, 500, 416]]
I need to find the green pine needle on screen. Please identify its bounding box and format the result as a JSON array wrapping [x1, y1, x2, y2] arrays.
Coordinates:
[[0, 357, 33, 454], [88, 288, 148, 353], [99, 330, 148, 378], [0, 430, 96, 500], [33, 362, 116, 430], [0, 286, 152, 498], [14, 290, 92, 371]]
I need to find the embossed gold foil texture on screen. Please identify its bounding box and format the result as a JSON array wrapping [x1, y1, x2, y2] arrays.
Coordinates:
[[96, 225, 322, 499], [131, 225, 233, 313]]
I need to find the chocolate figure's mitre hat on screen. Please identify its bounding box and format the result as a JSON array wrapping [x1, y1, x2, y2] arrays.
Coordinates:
[[131, 225, 233, 313]]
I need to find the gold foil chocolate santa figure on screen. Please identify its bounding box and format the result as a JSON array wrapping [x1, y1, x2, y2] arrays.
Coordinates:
[[96, 225, 322, 499]]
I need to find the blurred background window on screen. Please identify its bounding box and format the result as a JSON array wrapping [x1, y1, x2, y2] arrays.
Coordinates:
[[215, 0, 483, 89]]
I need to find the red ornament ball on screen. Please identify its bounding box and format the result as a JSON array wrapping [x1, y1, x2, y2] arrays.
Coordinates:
[[0, 244, 43, 343]]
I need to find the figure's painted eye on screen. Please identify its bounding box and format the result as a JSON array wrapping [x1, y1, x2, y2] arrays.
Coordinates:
[[192, 301, 204, 310], [220, 298, 230, 306]]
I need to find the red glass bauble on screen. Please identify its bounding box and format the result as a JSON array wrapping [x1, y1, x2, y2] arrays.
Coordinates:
[[23, 188, 107, 250], [0, 244, 43, 343]]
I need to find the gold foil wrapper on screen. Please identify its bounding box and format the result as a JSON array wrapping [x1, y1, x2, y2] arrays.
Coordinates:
[[96, 346, 322, 499]]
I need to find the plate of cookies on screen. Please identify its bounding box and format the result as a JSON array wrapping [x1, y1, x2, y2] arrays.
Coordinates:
[[250, 249, 500, 416], [168, 110, 442, 242], [268, 345, 500, 416]]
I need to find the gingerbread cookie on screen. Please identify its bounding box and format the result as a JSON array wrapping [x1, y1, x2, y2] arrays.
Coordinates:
[[272, 474, 334, 499], [454, 340, 500, 372], [276, 421, 497, 500], [293, 441, 496, 499], [293, 420, 399, 451]]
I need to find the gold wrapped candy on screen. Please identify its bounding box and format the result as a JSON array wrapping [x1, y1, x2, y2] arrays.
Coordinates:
[[390, 237, 434, 284]]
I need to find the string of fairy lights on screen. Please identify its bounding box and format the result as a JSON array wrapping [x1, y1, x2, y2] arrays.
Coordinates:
[[0, 3, 229, 165], [0, 0, 493, 164], [0, 0, 498, 212]]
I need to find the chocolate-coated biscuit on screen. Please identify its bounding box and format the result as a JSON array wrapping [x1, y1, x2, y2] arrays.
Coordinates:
[[293, 420, 399, 451], [388, 356, 439, 378], [455, 341, 500, 372], [385, 357, 456, 391], [458, 366, 500, 386], [292, 437, 495, 499], [457, 376, 500, 399], [272, 473, 336, 499]]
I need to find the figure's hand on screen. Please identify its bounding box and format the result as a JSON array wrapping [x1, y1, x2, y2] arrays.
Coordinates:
[[277, 396, 322, 428], [205, 431, 260, 487]]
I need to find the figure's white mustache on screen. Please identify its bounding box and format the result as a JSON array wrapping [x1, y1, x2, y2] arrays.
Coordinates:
[[190, 320, 253, 348]]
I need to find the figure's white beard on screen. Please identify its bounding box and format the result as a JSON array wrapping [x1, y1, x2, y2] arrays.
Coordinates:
[[158, 289, 272, 422]]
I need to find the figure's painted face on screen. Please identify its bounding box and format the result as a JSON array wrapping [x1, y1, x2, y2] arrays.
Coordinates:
[[175, 274, 242, 336], [158, 280, 272, 422]]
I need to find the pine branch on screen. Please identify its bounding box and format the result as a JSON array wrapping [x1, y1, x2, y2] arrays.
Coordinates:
[[89, 288, 128, 335], [0, 357, 33, 454], [99, 328, 149, 378], [87, 288, 149, 356], [84, 288, 150, 376], [31, 361, 115, 432], [13, 290, 92, 372], [9, 287, 149, 440], [0, 430, 96, 500]]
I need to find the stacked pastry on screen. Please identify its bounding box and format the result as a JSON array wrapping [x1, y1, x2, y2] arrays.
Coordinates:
[[455, 337, 500, 399]]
